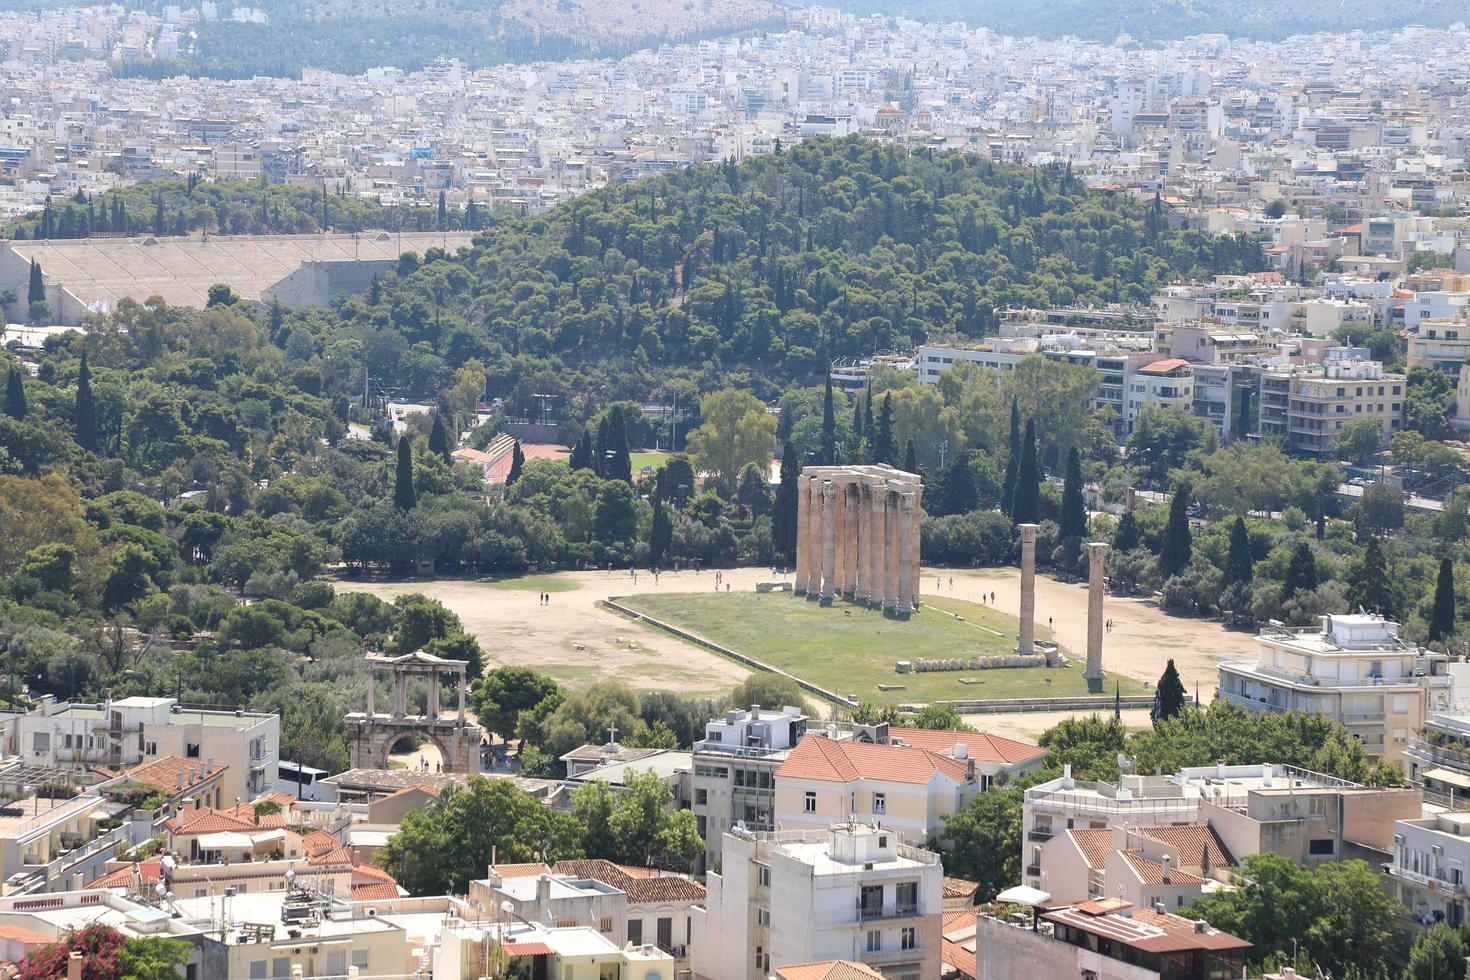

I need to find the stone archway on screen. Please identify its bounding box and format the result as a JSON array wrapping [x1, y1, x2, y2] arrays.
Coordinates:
[[344, 650, 484, 774]]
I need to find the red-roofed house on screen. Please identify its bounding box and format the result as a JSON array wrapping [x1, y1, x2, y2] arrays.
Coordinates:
[[1037, 824, 1236, 912], [774, 733, 986, 842]]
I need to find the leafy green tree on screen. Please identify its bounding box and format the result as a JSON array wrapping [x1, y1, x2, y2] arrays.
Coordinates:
[[4, 366, 26, 420], [474, 666, 562, 739], [1038, 714, 1126, 780], [1347, 536, 1393, 617], [1127, 406, 1207, 489], [572, 781, 617, 859], [1404, 921, 1468, 980], [904, 704, 971, 731], [1158, 482, 1193, 577], [428, 414, 452, 463], [393, 437, 417, 510], [74, 350, 97, 453], [1112, 511, 1141, 553], [116, 934, 195, 980], [941, 788, 1022, 902], [772, 442, 799, 563], [1430, 557, 1457, 643], [610, 769, 703, 866], [592, 480, 637, 547], [570, 430, 592, 470], [506, 438, 525, 485], [728, 674, 807, 713], [1334, 416, 1383, 464], [649, 493, 672, 568], [377, 776, 584, 895], [1152, 659, 1187, 725], [735, 462, 770, 518], [389, 594, 461, 655], [536, 680, 642, 760], [1357, 481, 1404, 532], [102, 543, 159, 614], [684, 389, 775, 489], [1281, 542, 1318, 602]]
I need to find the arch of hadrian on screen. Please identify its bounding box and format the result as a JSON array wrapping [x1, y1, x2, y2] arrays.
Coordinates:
[[794, 464, 923, 613], [345, 651, 483, 772]]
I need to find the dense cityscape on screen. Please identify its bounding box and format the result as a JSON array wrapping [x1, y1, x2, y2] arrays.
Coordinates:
[[3, 1, 1470, 979]]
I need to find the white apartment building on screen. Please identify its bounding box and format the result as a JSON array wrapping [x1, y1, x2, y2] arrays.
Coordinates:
[[692, 705, 810, 871], [1405, 291, 1470, 332], [1408, 316, 1470, 375], [693, 824, 943, 980], [7, 697, 278, 803], [1256, 356, 1405, 455], [1218, 614, 1452, 762], [1389, 811, 1470, 928], [1125, 358, 1194, 433]]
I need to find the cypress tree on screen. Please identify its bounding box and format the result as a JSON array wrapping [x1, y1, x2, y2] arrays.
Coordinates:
[[27, 260, 43, 305], [1000, 453, 1018, 516], [506, 438, 525, 485], [851, 391, 864, 444], [1153, 659, 1187, 725], [1012, 419, 1040, 525], [1158, 482, 1193, 577], [944, 450, 978, 514], [1059, 448, 1086, 540], [863, 376, 874, 435], [428, 414, 452, 463], [773, 441, 799, 563], [873, 393, 894, 464], [570, 430, 592, 470], [4, 366, 25, 420], [1008, 396, 1020, 459], [606, 411, 632, 483], [1112, 511, 1141, 553], [1282, 542, 1318, 601], [75, 351, 97, 452], [820, 374, 836, 465], [1224, 516, 1253, 588], [393, 437, 417, 510], [593, 416, 610, 477], [649, 493, 671, 568], [1350, 536, 1393, 617], [903, 438, 917, 475], [1430, 558, 1456, 643]]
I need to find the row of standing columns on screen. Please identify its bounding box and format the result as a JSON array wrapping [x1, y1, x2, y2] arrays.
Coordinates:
[[794, 465, 923, 614], [1014, 526, 1109, 691]]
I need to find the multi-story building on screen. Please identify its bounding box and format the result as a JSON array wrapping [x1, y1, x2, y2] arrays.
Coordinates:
[[1217, 614, 1452, 762], [6, 697, 278, 803], [692, 705, 810, 871], [1404, 709, 1470, 806], [693, 824, 943, 980], [1038, 824, 1236, 913], [1389, 811, 1470, 928], [1408, 317, 1470, 376], [1253, 355, 1405, 455], [1125, 358, 1195, 433]]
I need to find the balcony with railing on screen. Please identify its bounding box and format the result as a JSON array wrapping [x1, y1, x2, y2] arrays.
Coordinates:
[[856, 903, 922, 923], [1390, 865, 1466, 897], [859, 945, 925, 967]]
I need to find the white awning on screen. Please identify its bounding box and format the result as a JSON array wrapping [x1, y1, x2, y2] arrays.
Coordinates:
[[196, 832, 253, 850], [250, 828, 287, 844], [995, 885, 1052, 906], [1424, 767, 1470, 791]]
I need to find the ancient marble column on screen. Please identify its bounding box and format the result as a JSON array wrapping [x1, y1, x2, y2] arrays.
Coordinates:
[[1017, 523, 1039, 655], [794, 474, 810, 591], [843, 483, 860, 599], [820, 482, 837, 601], [366, 670, 375, 717], [458, 670, 467, 723], [428, 671, 440, 720], [897, 493, 915, 614], [1085, 542, 1109, 691], [854, 484, 870, 602], [884, 491, 901, 611], [909, 485, 924, 609], [832, 479, 847, 597], [806, 478, 824, 597]]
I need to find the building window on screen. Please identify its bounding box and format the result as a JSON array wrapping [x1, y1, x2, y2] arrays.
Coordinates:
[[186, 743, 200, 759], [758, 866, 770, 888], [866, 931, 881, 953], [873, 792, 886, 814], [757, 908, 770, 926], [1308, 839, 1336, 856], [901, 927, 916, 950], [629, 920, 643, 945], [804, 791, 816, 813], [696, 816, 707, 837], [600, 917, 612, 933]]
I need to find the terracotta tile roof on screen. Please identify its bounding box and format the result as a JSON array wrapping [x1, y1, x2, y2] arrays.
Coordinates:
[[1120, 851, 1207, 887], [943, 876, 979, 900], [1136, 825, 1236, 872], [1138, 357, 1192, 374], [301, 830, 341, 858], [0, 926, 51, 946], [493, 862, 551, 878], [121, 756, 224, 794], [940, 910, 977, 980], [1068, 828, 1115, 869], [886, 728, 1046, 766], [88, 860, 162, 890], [776, 735, 970, 785], [308, 845, 355, 868], [550, 859, 705, 903], [775, 962, 886, 980], [164, 808, 257, 836], [351, 882, 401, 902]]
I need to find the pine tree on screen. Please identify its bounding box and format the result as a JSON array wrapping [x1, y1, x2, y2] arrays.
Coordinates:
[[428, 414, 452, 463], [393, 437, 417, 510], [1224, 517, 1253, 587], [773, 441, 799, 563], [1012, 419, 1040, 525], [1350, 536, 1392, 617], [873, 393, 894, 464], [74, 350, 97, 452], [1158, 482, 1193, 577], [1153, 659, 1187, 725], [570, 430, 592, 471], [1430, 557, 1456, 643], [903, 439, 917, 474], [27, 260, 43, 305], [1059, 448, 1086, 540], [506, 438, 525, 485], [1112, 511, 1141, 553], [1282, 542, 1318, 601], [3, 366, 25, 420], [606, 411, 632, 483], [820, 373, 836, 465]]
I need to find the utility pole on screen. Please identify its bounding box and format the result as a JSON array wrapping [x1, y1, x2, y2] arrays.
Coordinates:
[[939, 439, 949, 470]]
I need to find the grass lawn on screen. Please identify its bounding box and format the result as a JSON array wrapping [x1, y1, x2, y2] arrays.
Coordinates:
[[630, 450, 669, 474], [482, 574, 583, 593], [617, 592, 1142, 706]]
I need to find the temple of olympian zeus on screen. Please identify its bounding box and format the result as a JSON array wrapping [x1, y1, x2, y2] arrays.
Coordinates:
[[794, 464, 924, 614], [1015, 523, 1109, 692], [345, 650, 483, 772]]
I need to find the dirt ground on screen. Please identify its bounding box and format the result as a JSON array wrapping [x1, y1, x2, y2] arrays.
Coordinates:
[[336, 563, 1255, 716]]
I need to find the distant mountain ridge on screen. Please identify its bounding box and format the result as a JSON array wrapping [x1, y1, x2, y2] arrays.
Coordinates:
[[819, 0, 1466, 41]]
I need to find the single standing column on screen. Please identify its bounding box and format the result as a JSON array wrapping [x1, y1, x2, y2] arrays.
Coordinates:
[[884, 491, 900, 611], [897, 494, 915, 614], [855, 485, 870, 602], [428, 671, 440, 720], [794, 473, 810, 591], [393, 671, 406, 719], [366, 668, 375, 717], [807, 478, 824, 597], [1085, 542, 1109, 692], [820, 482, 837, 601], [909, 485, 924, 609], [458, 670, 466, 723], [869, 483, 885, 606], [832, 480, 847, 597], [843, 483, 860, 599], [1017, 523, 1040, 655]]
